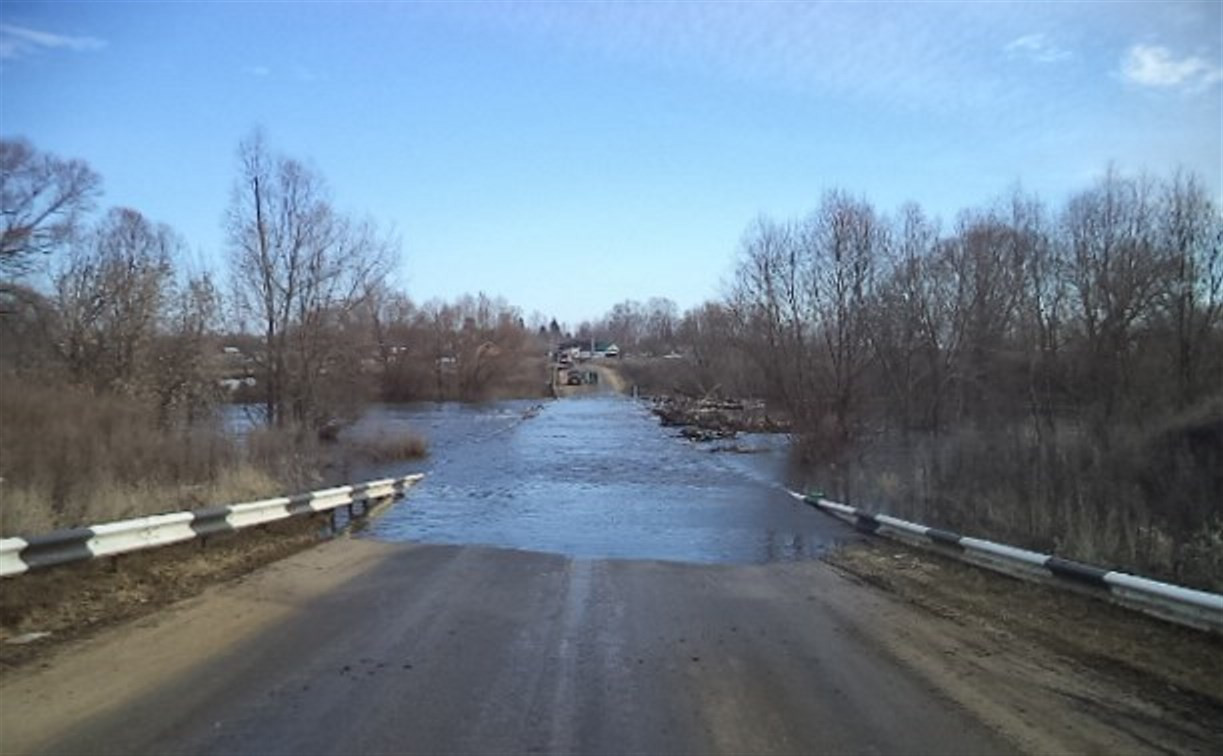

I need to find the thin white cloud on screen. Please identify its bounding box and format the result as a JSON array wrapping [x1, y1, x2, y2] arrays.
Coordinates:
[[294, 66, 324, 83], [1005, 33, 1071, 64], [475, 3, 1006, 115], [0, 23, 105, 60], [245, 65, 272, 77], [1121, 44, 1222, 91]]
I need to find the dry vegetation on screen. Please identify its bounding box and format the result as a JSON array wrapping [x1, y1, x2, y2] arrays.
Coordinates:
[[368, 291, 551, 402], [0, 383, 311, 535], [350, 432, 430, 464]]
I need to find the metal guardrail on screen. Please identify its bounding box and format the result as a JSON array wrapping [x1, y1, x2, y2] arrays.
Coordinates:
[[792, 491, 1223, 634], [0, 474, 424, 578]]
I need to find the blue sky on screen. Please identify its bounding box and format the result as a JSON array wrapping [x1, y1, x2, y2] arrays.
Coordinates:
[[2, 1, 1220, 326]]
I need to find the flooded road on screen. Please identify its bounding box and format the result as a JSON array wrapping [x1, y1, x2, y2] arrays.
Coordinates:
[[349, 396, 853, 563]]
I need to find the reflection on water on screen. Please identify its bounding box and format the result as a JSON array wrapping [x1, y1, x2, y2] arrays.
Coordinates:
[[349, 396, 855, 564]]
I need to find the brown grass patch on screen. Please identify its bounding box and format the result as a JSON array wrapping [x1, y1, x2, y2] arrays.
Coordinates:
[[351, 433, 429, 464], [0, 383, 328, 536]]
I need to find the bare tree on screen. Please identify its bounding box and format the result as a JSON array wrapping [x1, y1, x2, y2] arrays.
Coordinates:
[[868, 202, 939, 434], [726, 194, 884, 445], [1158, 170, 1222, 408], [604, 299, 646, 353], [1, 138, 102, 277], [1062, 168, 1169, 428], [642, 297, 679, 355], [226, 130, 395, 427], [802, 191, 883, 444], [152, 271, 224, 427], [940, 209, 1027, 424], [55, 208, 177, 394], [677, 301, 762, 397], [727, 216, 806, 415]]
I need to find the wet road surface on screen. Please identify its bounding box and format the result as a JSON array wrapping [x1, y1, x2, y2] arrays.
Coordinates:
[[7, 540, 1015, 756]]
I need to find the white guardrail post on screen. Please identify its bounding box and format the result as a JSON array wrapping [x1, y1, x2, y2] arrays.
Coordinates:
[[789, 490, 1223, 635], [0, 474, 424, 578]]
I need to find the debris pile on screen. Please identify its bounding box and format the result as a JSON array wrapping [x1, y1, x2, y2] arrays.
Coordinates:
[[650, 396, 790, 441]]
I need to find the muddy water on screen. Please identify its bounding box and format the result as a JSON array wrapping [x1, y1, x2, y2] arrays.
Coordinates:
[[348, 396, 854, 564]]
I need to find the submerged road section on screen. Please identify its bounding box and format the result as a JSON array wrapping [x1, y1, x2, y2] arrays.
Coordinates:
[[353, 395, 848, 563]]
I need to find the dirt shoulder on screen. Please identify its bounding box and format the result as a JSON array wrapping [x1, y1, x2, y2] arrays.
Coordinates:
[[0, 514, 334, 670], [824, 539, 1223, 752]]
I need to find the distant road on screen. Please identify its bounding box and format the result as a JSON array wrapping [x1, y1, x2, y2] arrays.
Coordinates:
[[552, 359, 629, 397], [3, 539, 1016, 755]]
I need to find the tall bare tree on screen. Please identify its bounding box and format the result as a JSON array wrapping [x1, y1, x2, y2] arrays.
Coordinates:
[[1158, 170, 1222, 409], [868, 202, 939, 434], [802, 191, 883, 443], [226, 130, 394, 427], [1062, 168, 1170, 429], [727, 216, 806, 414]]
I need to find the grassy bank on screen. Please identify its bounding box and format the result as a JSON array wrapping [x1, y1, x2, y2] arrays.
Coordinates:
[[0, 383, 427, 537], [796, 402, 1223, 592]]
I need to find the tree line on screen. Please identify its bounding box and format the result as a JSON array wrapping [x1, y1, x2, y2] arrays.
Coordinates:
[[716, 171, 1220, 447], [1, 133, 552, 432]]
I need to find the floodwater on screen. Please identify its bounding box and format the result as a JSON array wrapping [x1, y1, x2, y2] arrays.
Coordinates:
[[347, 395, 856, 564]]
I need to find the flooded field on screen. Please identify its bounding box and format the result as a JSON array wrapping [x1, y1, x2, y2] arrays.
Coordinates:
[[346, 396, 854, 564]]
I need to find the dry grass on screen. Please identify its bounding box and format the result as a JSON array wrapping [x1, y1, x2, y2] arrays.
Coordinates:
[[0, 383, 329, 537], [0, 471, 285, 537], [797, 401, 1223, 591], [351, 432, 428, 464]]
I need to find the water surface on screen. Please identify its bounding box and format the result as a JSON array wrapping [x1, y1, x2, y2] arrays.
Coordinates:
[[351, 396, 853, 564]]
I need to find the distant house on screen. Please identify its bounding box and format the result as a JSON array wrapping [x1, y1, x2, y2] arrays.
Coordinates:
[[554, 338, 621, 361]]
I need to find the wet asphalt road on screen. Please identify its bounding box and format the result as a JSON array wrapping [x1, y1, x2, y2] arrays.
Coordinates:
[[27, 542, 1014, 756]]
